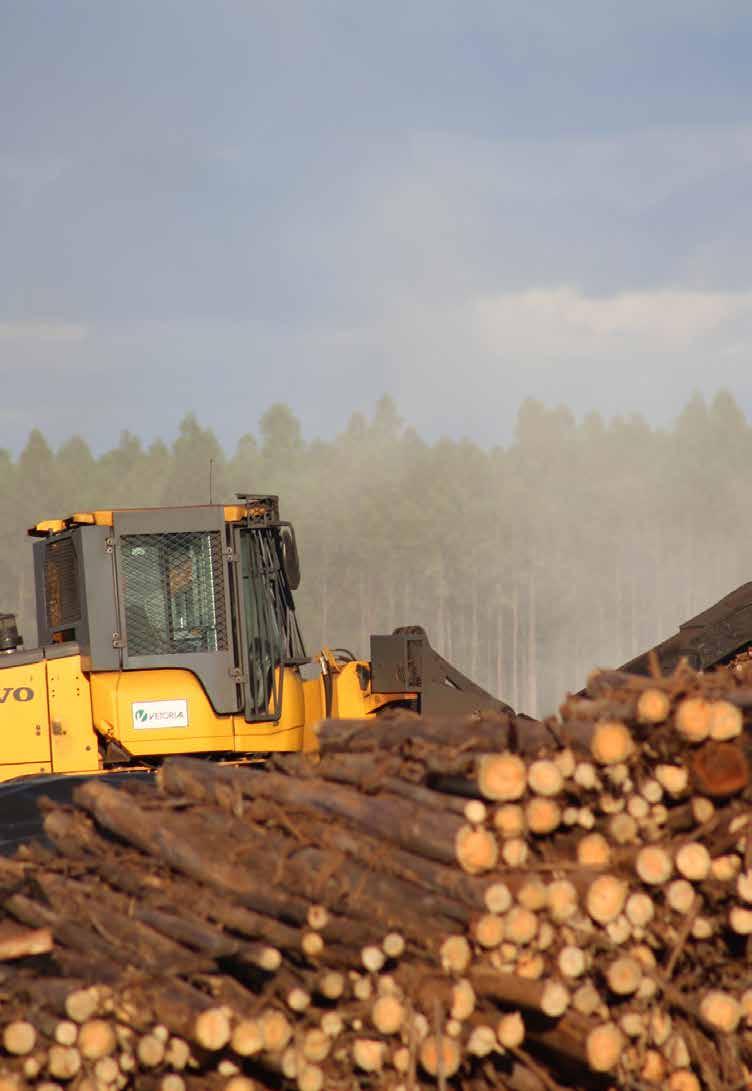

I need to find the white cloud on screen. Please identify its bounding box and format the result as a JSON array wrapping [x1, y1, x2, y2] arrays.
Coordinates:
[[0, 322, 88, 343], [470, 287, 752, 358]]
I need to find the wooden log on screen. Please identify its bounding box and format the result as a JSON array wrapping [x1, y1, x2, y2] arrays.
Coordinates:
[[586, 669, 672, 697], [676, 697, 713, 743], [590, 721, 635, 765], [477, 753, 527, 801], [241, 831, 463, 941], [34, 873, 212, 975], [637, 688, 672, 725], [133, 907, 280, 971], [286, 751, 469, 815], [73, 782, 378, 931], [0, 923, 53, 960], [154, 759, 463, 865], [69, 779, 458, 960], [42, 811, 307, 954], [690, 741, 749, 797], [585, 1023, 624, 1072], [4, 691, 751, 1091], [559, 695, 636, 723], [313, 715, 514, 754], [469, 970, 596, 1071], [296, 809, 486, 913], [3, 893, 124, 969], [117, 977, 220, 1041]]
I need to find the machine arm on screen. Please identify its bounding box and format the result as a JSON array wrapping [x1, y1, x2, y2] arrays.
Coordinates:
[[370, 626, 514, 717], [619, 581, 752, 677]]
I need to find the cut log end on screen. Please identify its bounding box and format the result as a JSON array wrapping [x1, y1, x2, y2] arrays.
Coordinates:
[[65, 987, 101, 1024], [635, 846, 673, 886], [231, 1019, 263, 1057], [194, 1007, 231, 1051], [484, 881, 512, 914], [419, 1034, 461, 1079], [48, 1044, 82, 1081], [709, 699, 743, 741], [497, 1010, 525, 1049], [675, 697, 712, 743], [699, 990, 741, 1033], [477, 752, 527, 801], [540, 981, 570, 1018], [362, 944, 386, 974], [675, 842, 711, 882], [526, 796, 561, 835], [527, 759, 564, 797], [691, 742, 749, 797], [494, 803, 525, 839], [586, 1023, 624, 1072], [382, 931, 405, 959], [371, 995, 406, 1036], [577, 832, 611, 867], [455, 824, 499, 875], [474, 912, 505, 949], [352, 1038, 386, 1073], [77, 1019, 116, 1061], [2, 1021, 36, 1057], [591, 721, 635, 766], [306, 904, 329, 931], [504, 906, 538, 947], [137, 1034, 166, 1068], [450, 979, 475, 1021], [301, 931, 324, 958], [586, 875, 629, 924], [606, 956, 642, 996], [440, 935, 472, 975], [637, 688, 671, 725], [260, 1010, 292, 1054]]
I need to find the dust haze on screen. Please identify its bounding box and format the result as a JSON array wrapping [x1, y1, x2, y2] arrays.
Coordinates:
[[2, 4, 752, 711], [1, 390, 747, 716], [3, 5, 752, 453]]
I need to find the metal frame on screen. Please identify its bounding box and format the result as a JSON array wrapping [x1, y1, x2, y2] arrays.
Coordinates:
[[33, 526, 120, 672], [113, 507, 241, 716], [29, 504, 307, 723], [370, 627, 512, 717], [232, 521, 306, 723]]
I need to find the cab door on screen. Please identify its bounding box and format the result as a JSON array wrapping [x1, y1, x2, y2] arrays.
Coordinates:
[[113, 507, 242, 715], [233, 525, 285, 722], [231, 524, 307, 724]]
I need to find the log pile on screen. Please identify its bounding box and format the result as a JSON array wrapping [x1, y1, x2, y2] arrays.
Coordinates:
[[0, 662, 751, 1089]]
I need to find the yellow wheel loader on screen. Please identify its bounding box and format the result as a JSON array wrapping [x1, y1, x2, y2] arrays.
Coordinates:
[[0, 494, 509, 786]]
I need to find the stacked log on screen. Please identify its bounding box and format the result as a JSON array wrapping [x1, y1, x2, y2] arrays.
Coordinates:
[[0, 660, 751, 1088]]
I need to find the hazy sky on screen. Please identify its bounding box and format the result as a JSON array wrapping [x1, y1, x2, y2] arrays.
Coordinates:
[[2, 1, 752, 452]]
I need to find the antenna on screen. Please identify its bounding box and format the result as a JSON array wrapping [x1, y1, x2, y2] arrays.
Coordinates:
[[209, 458, 215, 504]]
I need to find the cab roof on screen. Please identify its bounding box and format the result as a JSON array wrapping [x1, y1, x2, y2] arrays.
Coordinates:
[[29, 496, 280, 538]]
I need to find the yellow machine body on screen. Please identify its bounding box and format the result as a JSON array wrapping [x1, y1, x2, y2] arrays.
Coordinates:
[[0, 653, 407, 783], [0, 497, 501, 785], [89, 659, 396, 758], [0, 654, 100, 780]]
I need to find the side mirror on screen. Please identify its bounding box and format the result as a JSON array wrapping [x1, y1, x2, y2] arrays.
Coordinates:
[[281, 528, 301, 590]]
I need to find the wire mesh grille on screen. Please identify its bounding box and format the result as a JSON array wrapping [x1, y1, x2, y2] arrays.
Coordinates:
[[45, 538, 80, 629], [121, 531, 228, 656]]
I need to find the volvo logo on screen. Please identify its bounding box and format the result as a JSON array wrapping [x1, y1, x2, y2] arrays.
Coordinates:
[[0, 687, 34, 704]]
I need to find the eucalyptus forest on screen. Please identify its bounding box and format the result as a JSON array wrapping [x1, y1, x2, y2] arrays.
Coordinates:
[[0, 390, 747, 716]]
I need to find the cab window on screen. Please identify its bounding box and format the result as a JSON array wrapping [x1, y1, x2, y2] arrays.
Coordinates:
[[121, 532, 228, 656]]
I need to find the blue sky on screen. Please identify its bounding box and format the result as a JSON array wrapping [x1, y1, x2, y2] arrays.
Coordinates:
[[2, 1, 752, 451]]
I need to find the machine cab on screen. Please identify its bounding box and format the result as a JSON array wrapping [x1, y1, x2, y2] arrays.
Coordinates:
[[30, 495, 306, 723]]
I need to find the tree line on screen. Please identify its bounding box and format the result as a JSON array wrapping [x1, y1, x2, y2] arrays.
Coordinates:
[[0, 390, 748, 716]]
